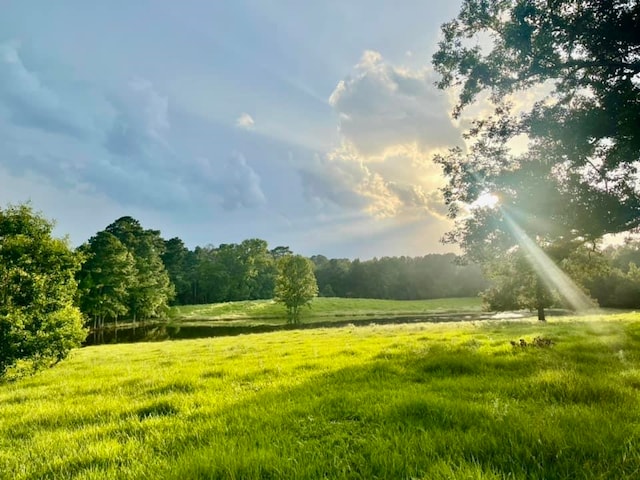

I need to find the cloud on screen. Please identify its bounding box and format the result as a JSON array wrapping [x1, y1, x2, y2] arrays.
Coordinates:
[[0, 63, 266, 215], [219, 153, 266, 209], [193, 153, 266, 210], [235, 112, 255, 129], [0, 42, 86, 138], [105, 78, 170, 157], [296, 50, 460, 220], [1, 152, 82, 189], [297, 143, 448, 219], [298, 148, 371, 212], [328, 50, 460, 156]]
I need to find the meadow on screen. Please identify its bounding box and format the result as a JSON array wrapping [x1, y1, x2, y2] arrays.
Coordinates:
[[169, 296, 483, 325], [2, 312, 640, 479]]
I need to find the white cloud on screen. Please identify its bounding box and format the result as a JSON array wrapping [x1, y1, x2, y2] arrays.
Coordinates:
[[298, 50, 460, 220], [235, 112, 255, 130], [328, 50, 460, 156]]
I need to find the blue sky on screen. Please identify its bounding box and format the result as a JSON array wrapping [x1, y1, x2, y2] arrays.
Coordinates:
[[0, 0, 465, 258]]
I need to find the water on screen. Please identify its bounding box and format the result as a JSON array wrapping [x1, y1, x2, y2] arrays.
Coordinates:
[[82, 312, 499, 346], [83, 322, 283, 346]]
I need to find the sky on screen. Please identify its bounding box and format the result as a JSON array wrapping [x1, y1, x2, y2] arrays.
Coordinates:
[[0, 0, 468, 259]]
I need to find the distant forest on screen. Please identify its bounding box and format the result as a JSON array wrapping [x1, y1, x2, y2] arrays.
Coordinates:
[[76, 216, 640, 328], [160, 237, 488, 305], [77, 216, 488, 321]]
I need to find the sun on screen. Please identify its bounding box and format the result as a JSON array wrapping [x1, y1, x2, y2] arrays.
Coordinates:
[[471, 192, 500, 209]]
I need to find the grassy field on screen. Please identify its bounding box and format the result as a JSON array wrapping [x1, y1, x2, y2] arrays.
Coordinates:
[[169, 296, 483, 325], [2, 312, 640, 478]]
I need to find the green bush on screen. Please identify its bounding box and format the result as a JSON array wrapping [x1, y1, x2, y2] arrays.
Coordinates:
[[0, 204, 86, 377]]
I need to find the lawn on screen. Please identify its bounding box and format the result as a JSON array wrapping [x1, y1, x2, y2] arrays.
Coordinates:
[[1, 312, 640, 479], [169, 296, 483, 325]]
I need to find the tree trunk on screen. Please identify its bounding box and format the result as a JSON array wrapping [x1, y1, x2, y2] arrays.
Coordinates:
[[535, 277, 546, 322]]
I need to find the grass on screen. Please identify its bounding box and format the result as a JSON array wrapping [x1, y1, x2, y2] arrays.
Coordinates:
[[2, 312, 640, 478], [169, 296, 483, 326]]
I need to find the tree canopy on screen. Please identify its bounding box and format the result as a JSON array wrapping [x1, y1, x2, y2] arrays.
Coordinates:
[[105, 217, 174, 321], [432, 0, 640, 260], [77, 231, 136, 329], [275, 255, 318, 324], [0, 204, 86, 376]]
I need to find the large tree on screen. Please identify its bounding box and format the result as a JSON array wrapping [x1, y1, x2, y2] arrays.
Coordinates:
[[77, 231, 136, 329], [432, 0, 640, 254], [0, 204, 86, 376], [105, 217, 174, 321], [432, 0, 639, 317]]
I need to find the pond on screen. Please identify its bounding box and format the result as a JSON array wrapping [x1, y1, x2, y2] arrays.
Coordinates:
[[82, 312, 498, 346], [83, 322, 284, 346]]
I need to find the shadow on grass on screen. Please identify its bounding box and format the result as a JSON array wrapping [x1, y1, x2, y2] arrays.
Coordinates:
[[153, 341, 639, 478], [14, 319, 640, 479]]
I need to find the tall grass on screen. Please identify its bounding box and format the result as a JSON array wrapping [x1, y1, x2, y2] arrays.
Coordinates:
[[1, 313, 639, 478]]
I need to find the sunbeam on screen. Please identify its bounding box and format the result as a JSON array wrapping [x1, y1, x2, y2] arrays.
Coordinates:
[[501, 209, 596, 312]]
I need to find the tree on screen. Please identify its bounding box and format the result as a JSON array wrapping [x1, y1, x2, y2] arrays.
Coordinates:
[[270, 245, 293, 259], [161, 237, 192, 305], [570, 240, 640, 308], [433, 0, 640, 250], [274, 255, 318, 324], [105, 217, 174, 321], [432, 1, 639, 316], [483, 249, 556, 320], [0, 204, 86, 376], [312, 257, 351, 298], [77, 231, 136, 329]]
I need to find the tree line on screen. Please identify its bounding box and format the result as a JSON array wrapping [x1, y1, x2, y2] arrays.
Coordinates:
[[76, 216, 491, 328], [77, 214, 640, 328]]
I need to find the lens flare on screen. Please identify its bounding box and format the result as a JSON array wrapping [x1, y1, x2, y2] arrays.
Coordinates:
[[471, 192, 500, 209], [501, 210, 595, 312]]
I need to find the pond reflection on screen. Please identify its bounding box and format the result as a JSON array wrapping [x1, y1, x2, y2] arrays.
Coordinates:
[[83, 322, 284, 346], [83, 312, 497, 346]]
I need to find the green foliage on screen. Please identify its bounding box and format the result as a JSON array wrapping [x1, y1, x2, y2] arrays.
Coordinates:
[[320, 283, 335, 297], [153, 239, 489, 307], [105, 217, 174, 321], [175, 240, 278, 305], [77, 231, 136, 327], [433, 0, 640, 260], [0, 204, 86, 376], [1, 315, 640, 478], [611, 263, 640, 308], [161, 237, 193, 306], [274, 255, 318, 323], [312, 253, 488, 300], [482, 250, 556, 316], [538, 240, 640, 309]]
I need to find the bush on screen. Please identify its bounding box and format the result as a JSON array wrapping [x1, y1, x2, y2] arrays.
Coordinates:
[[0, 204, 86, 377]]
